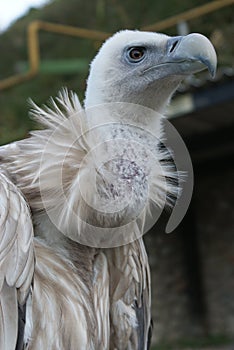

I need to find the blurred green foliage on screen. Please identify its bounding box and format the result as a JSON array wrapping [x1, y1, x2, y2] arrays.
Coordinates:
[[0, 0, 233, 145]]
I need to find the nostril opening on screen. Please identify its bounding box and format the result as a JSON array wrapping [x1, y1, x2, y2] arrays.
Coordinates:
[[169, 40, 179, 53]]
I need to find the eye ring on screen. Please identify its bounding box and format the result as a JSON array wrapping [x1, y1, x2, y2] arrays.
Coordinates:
[[127, 47, 146, 63]]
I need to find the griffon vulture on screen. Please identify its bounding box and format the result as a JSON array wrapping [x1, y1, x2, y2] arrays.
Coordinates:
[[0, 30, 216, 349]]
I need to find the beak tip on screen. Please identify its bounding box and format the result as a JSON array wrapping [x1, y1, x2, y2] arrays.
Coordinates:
[[207, 63, 217, 79], [211, 68, 216, 79]]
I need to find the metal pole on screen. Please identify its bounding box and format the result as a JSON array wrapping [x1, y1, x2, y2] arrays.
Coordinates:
[[28, 21, 41, 74], [142, 0, 234, 31]]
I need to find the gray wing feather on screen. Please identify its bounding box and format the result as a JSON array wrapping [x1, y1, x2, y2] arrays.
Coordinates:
[[106, 238, 151, 350], [0, 282, 18, 350], [0, 168, 34, 350]]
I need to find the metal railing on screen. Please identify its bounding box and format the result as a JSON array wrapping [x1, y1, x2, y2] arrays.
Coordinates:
[[0, 22, 109, 90], [142, 0, 234, 31], [0, 0, 233, 90]]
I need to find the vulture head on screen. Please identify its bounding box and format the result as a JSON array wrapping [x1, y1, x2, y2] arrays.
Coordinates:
[[85, 30, 216, 112]]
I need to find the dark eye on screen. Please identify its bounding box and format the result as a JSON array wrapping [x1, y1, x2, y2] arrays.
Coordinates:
[[128, 47, 146, 62]]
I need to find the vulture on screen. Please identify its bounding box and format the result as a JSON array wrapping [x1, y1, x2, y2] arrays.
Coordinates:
[[0, 30, 216, 349]]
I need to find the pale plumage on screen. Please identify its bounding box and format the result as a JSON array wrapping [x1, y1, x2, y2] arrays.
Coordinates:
[[0, 30, 216, 349], [0, 169, 34, 350]]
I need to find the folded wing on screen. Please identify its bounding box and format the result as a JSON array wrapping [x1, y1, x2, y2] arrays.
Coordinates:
[[0, 168, 34, 350]]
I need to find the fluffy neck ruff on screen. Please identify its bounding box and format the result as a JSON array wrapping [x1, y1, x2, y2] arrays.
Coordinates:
[[5, 89, 179, 247]]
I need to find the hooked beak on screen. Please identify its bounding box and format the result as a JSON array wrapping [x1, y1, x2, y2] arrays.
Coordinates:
[[166, 33, 217, 78], [146, 33, 217, 79]]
